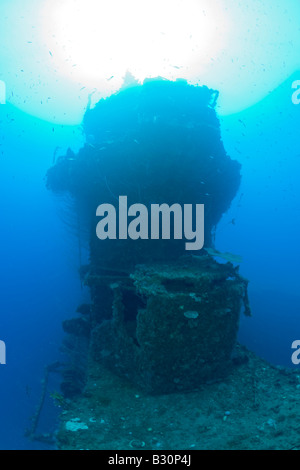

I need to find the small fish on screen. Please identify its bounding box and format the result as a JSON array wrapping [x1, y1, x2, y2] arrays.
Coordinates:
[[205, 248, 243, 264], [52, 146, 61, 164]]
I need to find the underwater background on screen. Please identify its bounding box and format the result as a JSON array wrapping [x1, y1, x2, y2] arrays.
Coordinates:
[[0, 0, 300, 450]]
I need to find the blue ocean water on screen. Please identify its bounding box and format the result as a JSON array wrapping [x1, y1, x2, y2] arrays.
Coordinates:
[[218, 74, 300, 368], [0, 107, 89, 449], [0, 1, 300, 451]]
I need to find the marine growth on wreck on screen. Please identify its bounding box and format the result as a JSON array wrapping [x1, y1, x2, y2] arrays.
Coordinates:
[[47, 78, 249, 395]]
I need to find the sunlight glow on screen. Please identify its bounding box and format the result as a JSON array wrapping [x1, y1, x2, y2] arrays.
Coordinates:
[[42, 0, 229, 90], [2, 0, 300, 124]]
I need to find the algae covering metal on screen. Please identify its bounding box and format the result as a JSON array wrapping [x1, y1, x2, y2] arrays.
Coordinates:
[[90, 257, 250, 393], [56, 348, 300, 451]]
